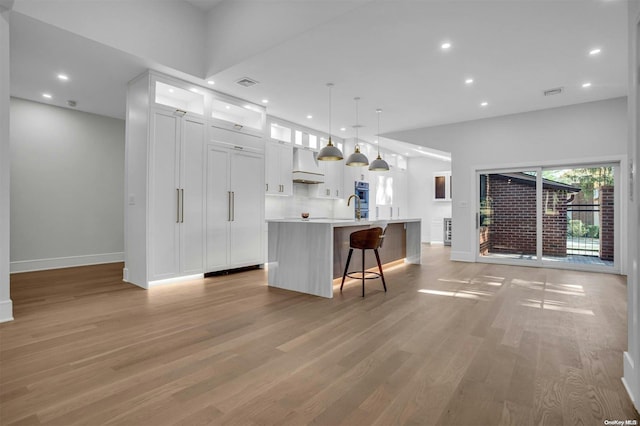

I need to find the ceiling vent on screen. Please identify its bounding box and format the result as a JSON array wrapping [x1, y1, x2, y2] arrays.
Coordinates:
[[236, 77, 259, 87], [543, 87, 564, 96]]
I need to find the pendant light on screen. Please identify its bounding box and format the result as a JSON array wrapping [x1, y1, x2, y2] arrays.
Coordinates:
[[346, 97, 369, 167], [369, 108, 390, 171], [317, 83, 343, 161]]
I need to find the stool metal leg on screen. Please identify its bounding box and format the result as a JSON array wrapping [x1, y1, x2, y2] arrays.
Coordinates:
[[361, 249, 366, 297], [340, 248, 353, 292], [374, 249, 387, 292]]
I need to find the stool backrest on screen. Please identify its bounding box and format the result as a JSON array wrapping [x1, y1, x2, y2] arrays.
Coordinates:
[[350, 227, 384, 250]]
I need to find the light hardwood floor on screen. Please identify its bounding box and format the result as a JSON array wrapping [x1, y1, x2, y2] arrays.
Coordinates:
[[1, 246, 638, 425]]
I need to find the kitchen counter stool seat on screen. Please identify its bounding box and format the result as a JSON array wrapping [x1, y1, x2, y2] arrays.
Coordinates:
[[340, 227, 387, 297]]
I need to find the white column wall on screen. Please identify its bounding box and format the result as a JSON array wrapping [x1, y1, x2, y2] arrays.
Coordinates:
[[0, 2, 13, 322], [407, 156, 452, 243], [623, 0, 640, 412]]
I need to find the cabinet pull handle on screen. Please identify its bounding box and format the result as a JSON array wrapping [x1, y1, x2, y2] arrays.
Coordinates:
[[234, 124, 243, 130], [233, 145, 244, 150], [228, 191, 232, 222], [176, 189, 180, 223], [231, 192, 235, 221], [174, 109, 187, 116], [390, 206, 393, 217], [266, 183, 268, 192], [180, 189, 184, 223]]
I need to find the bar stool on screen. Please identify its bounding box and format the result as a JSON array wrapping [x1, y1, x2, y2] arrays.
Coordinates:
[[340, 227, 387, 297]]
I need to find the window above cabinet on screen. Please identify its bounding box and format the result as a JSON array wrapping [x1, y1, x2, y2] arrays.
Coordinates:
[[211, 97, 265, 135], [154, 81, 204, 116], [270, 122, 292, 143]]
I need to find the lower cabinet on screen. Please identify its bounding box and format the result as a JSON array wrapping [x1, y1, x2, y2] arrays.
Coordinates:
[[206, 141, 264, 272]]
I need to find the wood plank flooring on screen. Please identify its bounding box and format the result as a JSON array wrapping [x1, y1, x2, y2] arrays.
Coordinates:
[[1, 246, 638, 425]]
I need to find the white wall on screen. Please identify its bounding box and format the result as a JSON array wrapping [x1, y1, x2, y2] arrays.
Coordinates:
[[10, 97, 125, 272], [389, 97, 628, 262], [623, 0, 640, 413], [205, 1, 365, 76], [12, 0, 207, 78], [407, 156, 452, 243], [0, 3, 13, 322]]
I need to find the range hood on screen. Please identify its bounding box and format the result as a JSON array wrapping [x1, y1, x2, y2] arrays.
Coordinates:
[[292, 148, 325, 184]]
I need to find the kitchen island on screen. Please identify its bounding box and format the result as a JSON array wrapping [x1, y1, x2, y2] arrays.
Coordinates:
[[267, 218, 421, 298]]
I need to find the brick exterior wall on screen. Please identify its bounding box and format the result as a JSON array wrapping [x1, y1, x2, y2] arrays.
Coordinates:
[[599, 185, 614, 261], [481, 175, 569, 257]]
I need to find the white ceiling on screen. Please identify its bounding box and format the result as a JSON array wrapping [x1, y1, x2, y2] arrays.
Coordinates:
[[9, 0, 628, 157]]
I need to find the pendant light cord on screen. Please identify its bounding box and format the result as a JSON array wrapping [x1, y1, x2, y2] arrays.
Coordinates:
[[354, 97, 360, 145], [327, 83, 333, 144], [376, 108, 382, 157]]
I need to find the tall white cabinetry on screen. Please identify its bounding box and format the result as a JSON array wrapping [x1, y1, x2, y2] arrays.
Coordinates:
[[149, 110, 205, 281], [125, 71, 265, 288], [206, 127, 265, 272]]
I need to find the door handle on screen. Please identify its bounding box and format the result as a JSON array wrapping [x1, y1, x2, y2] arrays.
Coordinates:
[[180, 189, 184, 223], [176, 188, 180, 223]]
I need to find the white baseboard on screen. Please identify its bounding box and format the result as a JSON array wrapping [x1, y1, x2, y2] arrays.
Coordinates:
[[623, 351, 639, 412], [10, 252, 124, 273], [451, 251, 474, 262], [0, 299, 13, 323]]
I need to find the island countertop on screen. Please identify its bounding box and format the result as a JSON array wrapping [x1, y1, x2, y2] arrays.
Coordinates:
[[266, 218, 422, 226], [267, 218, 421, 298]]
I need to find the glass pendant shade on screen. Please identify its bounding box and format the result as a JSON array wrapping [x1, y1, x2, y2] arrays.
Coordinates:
[[317, 137, 343, 161], [318, 83, 343, 161], [346, 144, 369, 167]]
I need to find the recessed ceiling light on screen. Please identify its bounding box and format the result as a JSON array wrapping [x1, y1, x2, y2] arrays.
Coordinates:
[[168, 88, 174, 93], [465, 78, 474, 84], [207, 80, 215, 85], [306, 115, 313, 119], [340, 127, 346, 131], [225, 105, 231, 109], [261, 99, 269, 104], [582, 82, 592, 88], [589, 48, 601, 56], [57, 74, 69, 81], [189, 88, 199, 93], [480, 101, 488, 107], [42, 93, 52, 99], [441, 42, 452, 50]]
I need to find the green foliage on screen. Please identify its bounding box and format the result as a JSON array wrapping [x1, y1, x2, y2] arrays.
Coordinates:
[[586, 225, 600, 238], [568, 219, 587, 237], [543, 167, 613, 200]]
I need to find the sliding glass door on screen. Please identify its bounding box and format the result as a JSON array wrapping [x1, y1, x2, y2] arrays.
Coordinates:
[[477, 164, 617, 271], [479, 171, 539, 262]]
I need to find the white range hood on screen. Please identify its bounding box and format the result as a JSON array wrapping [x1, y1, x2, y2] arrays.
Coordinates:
[[292, 148, 324, 184]]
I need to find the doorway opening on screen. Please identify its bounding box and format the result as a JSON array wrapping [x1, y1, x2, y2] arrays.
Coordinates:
[[478, 164, 618, 272]]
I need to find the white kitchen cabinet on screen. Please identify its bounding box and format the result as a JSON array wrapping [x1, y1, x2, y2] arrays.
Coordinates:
[[125, 71, 207, 288], [206, 137, 264, 272], [265, 141, 293, 195], [316, 160, 344, 199], [210, 92, 266, 137], [125, 71, 265, 288], [148, 109, 205, 281]]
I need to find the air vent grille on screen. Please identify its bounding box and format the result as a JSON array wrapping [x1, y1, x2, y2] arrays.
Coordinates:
[[543, 87, 564, 96], [236, 77, 259, 87]]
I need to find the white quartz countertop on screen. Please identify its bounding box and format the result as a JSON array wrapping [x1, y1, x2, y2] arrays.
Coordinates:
[[266, 218, 421, 227]]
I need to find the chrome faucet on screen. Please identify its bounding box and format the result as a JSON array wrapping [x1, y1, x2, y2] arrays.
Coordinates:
[[347, 194, 362, 220]]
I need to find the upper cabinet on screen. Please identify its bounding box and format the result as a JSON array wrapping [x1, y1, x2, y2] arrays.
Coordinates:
[[153, 80, 205, 116], [210, 93, 265, 137]]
